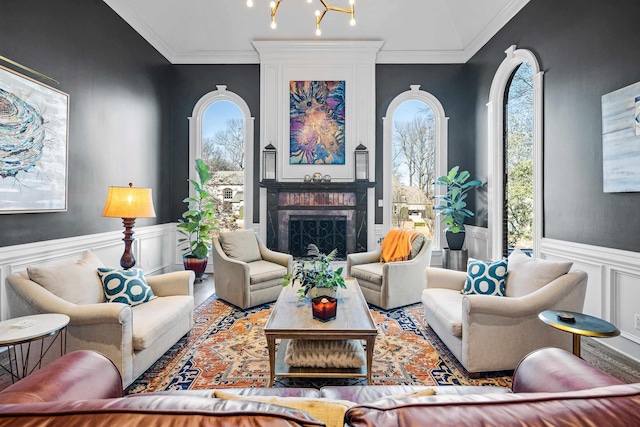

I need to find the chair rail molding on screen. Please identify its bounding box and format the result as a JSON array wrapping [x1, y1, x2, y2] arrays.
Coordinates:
[[540, 238, 640, 364], [0, 224, 176, 321]]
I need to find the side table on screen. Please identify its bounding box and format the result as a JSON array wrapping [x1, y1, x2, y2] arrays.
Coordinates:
[[0, 313, 70, 383], [442, 248, 468, 271], [538, 309, 620, 357]]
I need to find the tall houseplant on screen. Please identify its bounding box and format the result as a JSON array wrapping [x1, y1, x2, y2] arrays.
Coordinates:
[[434, 166, 482, 250], [177, 159, 218, 279], [283, 244, 346, 299]]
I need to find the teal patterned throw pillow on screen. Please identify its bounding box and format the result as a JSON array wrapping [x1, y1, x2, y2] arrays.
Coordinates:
[[462, 259, 508, 296], [97, 268, 156, 306]]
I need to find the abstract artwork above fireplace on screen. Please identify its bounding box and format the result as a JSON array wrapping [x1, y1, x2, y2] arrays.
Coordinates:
[[289, 80, 345, 165]]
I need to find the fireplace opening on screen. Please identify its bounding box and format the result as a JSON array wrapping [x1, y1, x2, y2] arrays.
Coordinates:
[[289, 215, 347, 259]]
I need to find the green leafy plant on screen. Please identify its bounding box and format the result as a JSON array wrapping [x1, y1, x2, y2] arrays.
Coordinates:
[[177, 159, 218, 259], [434, 166, 482, 233], [283, 244, 346, 299]]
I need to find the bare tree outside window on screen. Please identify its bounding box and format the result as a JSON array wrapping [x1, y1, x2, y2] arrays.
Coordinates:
[[505, 62, 534, 251], [392, 101, 436, 239], [201, 101, 245, 232]]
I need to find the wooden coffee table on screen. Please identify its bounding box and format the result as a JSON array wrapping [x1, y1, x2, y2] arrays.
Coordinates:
[[264, 278, 377, 387]]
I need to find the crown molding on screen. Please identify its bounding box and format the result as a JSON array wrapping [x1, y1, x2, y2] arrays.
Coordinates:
[[103, 0, 176, 63], [376, 50, 466, 64], [463, 0, 531, 61]]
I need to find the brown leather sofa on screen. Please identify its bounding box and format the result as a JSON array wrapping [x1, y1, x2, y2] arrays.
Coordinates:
[[1, 347, 639, 426]]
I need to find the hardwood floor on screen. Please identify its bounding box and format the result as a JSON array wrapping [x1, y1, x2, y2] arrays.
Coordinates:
[[0, 274, 639, 391]]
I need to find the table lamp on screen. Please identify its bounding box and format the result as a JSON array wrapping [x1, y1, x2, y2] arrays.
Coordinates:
[[102, 183, 156, 269]]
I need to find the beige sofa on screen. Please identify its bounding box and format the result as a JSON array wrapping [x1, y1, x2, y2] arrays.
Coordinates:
[[421, 249, 587, 375], [6, 252, 195, 388]]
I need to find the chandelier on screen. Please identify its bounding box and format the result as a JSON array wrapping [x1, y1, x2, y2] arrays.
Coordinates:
[[246, 0, 356, 36]]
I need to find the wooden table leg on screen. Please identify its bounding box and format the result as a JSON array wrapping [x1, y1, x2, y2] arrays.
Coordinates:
[[573, 333, 581, 357], [365, 337, 375, 385], [266, 335, 276, 387]]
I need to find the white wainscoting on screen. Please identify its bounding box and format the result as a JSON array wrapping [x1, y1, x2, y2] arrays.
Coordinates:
[[0, 224, 177, 321]]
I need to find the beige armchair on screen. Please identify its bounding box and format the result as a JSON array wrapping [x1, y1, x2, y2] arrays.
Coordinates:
[[347, 236, 433, 310], [6, 252, 195, 388], [421, 250, 587, 376], [212, 230, 293, 309]]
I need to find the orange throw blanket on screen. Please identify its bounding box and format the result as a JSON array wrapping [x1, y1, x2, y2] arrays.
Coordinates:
[[380, 228, 420, 263]]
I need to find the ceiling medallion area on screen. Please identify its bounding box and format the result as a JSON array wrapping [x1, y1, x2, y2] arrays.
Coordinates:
[[246, 0, 356, 36]]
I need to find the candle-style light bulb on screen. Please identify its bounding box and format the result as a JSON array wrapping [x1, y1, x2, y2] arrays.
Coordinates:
[[316, 28, 321, 36], [271, 21, 277, 29], [246, 0, 253, 7], [350, 18, 356, 26]]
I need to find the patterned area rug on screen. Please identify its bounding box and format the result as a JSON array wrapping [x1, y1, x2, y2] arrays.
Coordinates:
[[128, 296, 512, 393]]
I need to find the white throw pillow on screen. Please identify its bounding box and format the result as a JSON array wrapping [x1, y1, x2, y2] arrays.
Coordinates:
[[218, 230, 261, 263], [505, 249, 572, 298], [27, 252, 106, 305]]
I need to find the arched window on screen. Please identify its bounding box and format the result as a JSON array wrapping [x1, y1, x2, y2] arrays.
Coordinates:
[[487, 46, 543, 259], [383, 85, 448, 249], [189, 86, 254, 231]]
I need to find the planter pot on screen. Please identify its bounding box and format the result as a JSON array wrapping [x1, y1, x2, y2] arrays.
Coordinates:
[[308, 287, 337, 299], [183, 255, 208, 280], [445, 230, 466, 251]]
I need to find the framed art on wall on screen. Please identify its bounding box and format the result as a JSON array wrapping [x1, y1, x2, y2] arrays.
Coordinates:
[[290, 80, 345, 165], [0, 64, 69, 213]]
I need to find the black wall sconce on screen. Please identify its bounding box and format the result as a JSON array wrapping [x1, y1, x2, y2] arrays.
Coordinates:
[[354, 143, 369, 181], [263, 142, 277, 181]]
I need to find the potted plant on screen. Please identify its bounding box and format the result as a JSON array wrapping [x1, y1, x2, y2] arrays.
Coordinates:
[[177, 159, 218, 279], [283, 244, 346, 300], [434, 166, 482, 250]]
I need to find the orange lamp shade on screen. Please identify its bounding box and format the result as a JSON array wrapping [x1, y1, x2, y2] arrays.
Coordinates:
[[102, 185, 156, 219]]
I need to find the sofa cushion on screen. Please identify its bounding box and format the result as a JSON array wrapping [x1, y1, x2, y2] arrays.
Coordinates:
[[213, 390, 355, 427], [219, 230, 261, 263], [462, 259, 508, 296], [248, 260, 288, 285], [131, 295, 193, 351], [27, 252, 106, 305], [422, 288, 464, 337], [97, 268, 156, 306], [505, 249, 573, 298], [350, 263, 383, 286]]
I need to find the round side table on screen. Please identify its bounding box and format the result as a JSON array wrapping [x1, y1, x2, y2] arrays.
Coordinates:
[[0, 313, 70, 383], [538, 309, 620, 357]]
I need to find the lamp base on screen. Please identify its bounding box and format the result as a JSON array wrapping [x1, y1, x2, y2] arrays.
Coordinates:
[[120, 218, 137, 270]]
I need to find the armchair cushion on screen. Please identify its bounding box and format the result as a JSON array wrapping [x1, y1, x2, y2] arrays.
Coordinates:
[[97, 268, 156, 306], [409, 234, 426, 260], [423, 288, 464, 337], [248, 260, 288, 285], [27, 251, 105, 305], [349, 263, 383, 287], [219, 229, 262, 263], [463, 259, 508, 296], [506, 249, 572, 297]]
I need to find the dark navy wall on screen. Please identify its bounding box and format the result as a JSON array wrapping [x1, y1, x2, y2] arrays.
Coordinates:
[[170, 65, 260, 222], [375, 64, 471, 224], [0, 0, 172, 247], [468, 0, 640, 251]]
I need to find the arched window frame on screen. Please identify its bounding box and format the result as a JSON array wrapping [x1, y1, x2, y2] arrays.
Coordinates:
[[487, 46, 543, 260], [188, 85, 254, 230], [382, 85, 448, 250]]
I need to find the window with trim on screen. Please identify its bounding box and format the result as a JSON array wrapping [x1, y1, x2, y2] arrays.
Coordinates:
[[383, 85, 448, 250]]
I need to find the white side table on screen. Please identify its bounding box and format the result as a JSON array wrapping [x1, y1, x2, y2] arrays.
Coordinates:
[[0, 313, 70, 383]]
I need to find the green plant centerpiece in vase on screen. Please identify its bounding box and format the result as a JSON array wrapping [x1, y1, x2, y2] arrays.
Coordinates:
[[283, 244, 346, 300], [177, 158, 218, 279], [434, 166, 482, 250]]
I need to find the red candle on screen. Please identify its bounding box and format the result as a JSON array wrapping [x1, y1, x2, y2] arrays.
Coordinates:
[[311, 296, 337, 321]]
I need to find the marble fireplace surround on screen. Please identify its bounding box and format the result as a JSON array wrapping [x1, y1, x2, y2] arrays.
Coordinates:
[[262, 182, 372, 257]]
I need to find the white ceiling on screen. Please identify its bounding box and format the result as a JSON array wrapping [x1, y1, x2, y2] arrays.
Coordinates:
[[103, 0, 529, 64]]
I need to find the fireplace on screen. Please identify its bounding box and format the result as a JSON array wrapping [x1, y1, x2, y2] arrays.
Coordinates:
[[262, 182, 371, 257], [289, 215, 347, 258]]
